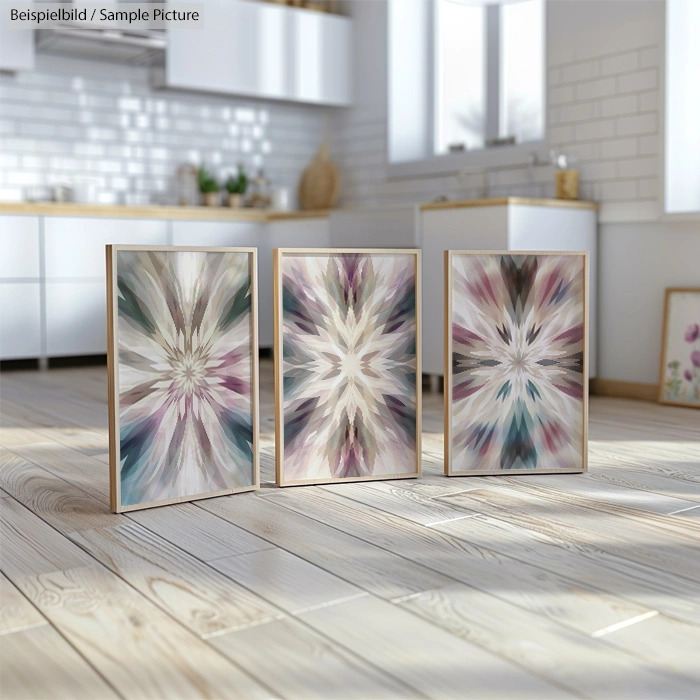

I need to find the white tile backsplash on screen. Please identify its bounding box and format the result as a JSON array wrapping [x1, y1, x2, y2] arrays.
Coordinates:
[[331, 30, 664, 215], [0, 55, 328, 205]]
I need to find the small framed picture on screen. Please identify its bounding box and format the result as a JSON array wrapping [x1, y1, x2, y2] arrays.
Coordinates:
[[445, 251, 588, 476], [274, 248, 422, 486], [659, 288, 700, 408], [107, 246, 259, 512]]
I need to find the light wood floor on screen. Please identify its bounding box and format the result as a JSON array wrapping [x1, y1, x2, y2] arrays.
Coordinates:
[[1, 361, 700, 700]]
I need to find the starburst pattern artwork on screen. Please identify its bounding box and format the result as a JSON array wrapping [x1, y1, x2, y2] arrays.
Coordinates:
[[276, 250, 420, 485], [446, 252, 587, 475], [108, 247, 257, 511]]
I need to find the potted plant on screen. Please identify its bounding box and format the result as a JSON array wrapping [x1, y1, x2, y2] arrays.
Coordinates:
[[197, 166, 220, 206], [225, 164, 248, 208]]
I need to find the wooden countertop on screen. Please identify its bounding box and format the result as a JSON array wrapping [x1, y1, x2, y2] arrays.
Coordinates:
[[420, 197, 598, 212], [0, 201, 332, 221], [0, 197, 598, 220]]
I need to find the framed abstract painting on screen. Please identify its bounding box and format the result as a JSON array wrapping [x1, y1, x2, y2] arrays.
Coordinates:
[[659, 288, 700, 408], [445, 251, 588, 476], [106, 246, 259, 513], [274, 248, 421, 486]]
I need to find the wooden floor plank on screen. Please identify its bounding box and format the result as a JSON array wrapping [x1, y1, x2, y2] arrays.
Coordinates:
[[211, 616, 422, 699], [498, 473, 698, 515], [127, 501, 277, 562], [599, 612, 700, 684], [199, 492, 454, 601], [0, 624, 118, 700], [320, 481, 472, 525], [0, 450, 120, 534], [297, 595, 572, 699], [400, 584, 699, 699], [3, 364, 700, 698], [264, 488, 657, 634], [431, 511, 700, 625], [2, 441, 110, 503], [582, 467, 700, 504], [0, 497, 95, 579], [69, 522, 284, 639], [210, 547, 365, 614], [14, 564, 274, 700], [436, 486, 700, 583], [0, 572, 47, 636]]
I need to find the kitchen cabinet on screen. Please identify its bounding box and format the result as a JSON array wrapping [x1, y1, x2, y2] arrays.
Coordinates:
[[0, 0, 34, 71], [0, 283, 41, 359], [329, 206, 419, 249], [291, 9, 351, 106], [420, 201, 598, 378], [41, 216, 168, 357], [166, 0, 351, 106], [44, 217, 168, 279], [45, 281, 106, 356], [170, 221, 262, 247], [0, 216, 40, 278], [0, 216, 41, 359]]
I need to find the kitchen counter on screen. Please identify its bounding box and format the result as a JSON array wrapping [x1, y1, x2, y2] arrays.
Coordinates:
[[0, 202, 332, 221], [420, 197, 598, 211]]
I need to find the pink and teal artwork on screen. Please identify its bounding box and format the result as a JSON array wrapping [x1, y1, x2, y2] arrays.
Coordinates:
[[660, 288, 700, 408], [275, 249, 421, 486], [445, 251, 587, 475], [108, 247, 258, 512]]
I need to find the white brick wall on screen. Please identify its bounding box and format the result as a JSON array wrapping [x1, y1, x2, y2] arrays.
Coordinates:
[[0, 55, 328, 204], [332, 33, 663, 220]]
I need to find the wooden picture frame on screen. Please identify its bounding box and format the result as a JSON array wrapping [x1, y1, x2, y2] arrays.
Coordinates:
[[658, 287, 700, 408], [107, 245, 260, 513], [274, 248, 422, 487], [444, 250, 589, 476]]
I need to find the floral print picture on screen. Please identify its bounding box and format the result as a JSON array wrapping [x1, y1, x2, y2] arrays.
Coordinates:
[[107, 247, 258, 512], [275, 249, 420, 486], [659, 288, 700, 408], [445, 252, 587, 475]]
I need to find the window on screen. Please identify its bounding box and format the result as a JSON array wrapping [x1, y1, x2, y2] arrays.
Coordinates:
[[389, 0, 546, 171]]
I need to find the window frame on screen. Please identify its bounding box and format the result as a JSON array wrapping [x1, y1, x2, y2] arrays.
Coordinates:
[[387, 0, 548, 180]]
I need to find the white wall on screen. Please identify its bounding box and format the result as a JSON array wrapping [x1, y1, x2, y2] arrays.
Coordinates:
[[332, 0, 700, 387], [332, 0, 664, 224], [599, 221, 700, 384], [0, 54, 328, 205]]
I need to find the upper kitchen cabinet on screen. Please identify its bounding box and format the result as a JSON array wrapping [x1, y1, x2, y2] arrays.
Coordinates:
[[0, 0, 35, 71], [166, 0, 351, 106]]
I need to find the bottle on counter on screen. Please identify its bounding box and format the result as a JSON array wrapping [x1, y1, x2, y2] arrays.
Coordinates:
[[247, 169, 272, 209]]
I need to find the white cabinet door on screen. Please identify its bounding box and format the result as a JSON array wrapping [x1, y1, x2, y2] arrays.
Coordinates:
[[0, 283, 41, 359], [167, 0, 290, 101], [45, 282, 107, 357], [0, 0, 34, 71], [170, 220, 263, 247], [329, 207, 418, 249], [0, 216, 40, 279], [167, 0, 351, 106], [291, 10, 351, 106], [44, 217, 168, 279]]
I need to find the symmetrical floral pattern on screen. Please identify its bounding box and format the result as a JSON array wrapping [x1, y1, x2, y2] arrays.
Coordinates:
[[280, 252, 418, 483], [449, 253, 585, 473], [116, 250, 255, 507], [662, 290, 700, 406]]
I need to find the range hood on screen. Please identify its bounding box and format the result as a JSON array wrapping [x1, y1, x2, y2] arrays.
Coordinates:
[[35, 1, 166, 65]]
